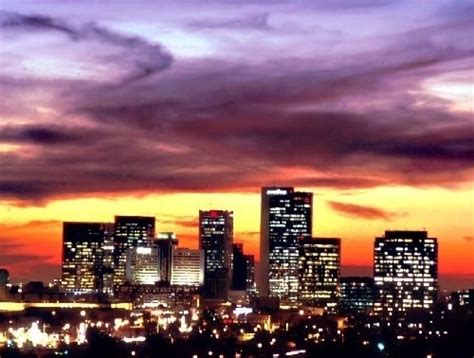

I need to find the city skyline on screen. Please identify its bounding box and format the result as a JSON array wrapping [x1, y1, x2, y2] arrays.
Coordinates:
[[0, 0, 473, 289], [0, 199, 467, 292], [3, 193, 472, 290]]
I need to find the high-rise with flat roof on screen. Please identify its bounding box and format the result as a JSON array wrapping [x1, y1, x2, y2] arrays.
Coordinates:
[[156, 232, 178, 284], [199, 210, 233, 299], [374, 230, 438, 320], [340, 276, 375, 314], [61, 222, 105, 294], [102, 223, 115, 295], [126, 246, 159, 285], [260, 187, 312, 302], [245, 254, 256, 297], [298, 237, 340, 309], [171, 248, 204, 286], [113, 216, 155, 286], [232, 243, 247, 291]]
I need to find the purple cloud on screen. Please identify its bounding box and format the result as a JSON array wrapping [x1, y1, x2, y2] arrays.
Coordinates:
[[0, 4, 473, 203]]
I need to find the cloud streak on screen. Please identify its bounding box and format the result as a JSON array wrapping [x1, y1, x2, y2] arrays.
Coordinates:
[[328, 201, 401, 220], [0, 11, 173, 84]]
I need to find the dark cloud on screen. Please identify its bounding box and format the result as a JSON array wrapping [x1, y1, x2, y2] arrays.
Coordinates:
[[0, 8, 473, 203], [0, 220, 61, 230], [160, 215, 199, 229], [464, 236, 474, 242], [173, 217, 199, 229], [0, 253, 54, 265], [0, 125, 84, 145], [328, 201, 400, 220], [0, 241, 24, 250], [0, 11, 173, 84], [0, 11, 78, 38]]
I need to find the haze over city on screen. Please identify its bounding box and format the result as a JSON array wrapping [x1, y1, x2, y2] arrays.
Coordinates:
[[0, 0, 473, 290]]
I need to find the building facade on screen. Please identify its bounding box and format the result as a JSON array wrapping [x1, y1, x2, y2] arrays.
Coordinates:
[[260, 187, 313, 302], [340, 276, 375, 314], [199, 210, 233, 299], [102, 223, 115, 295], [245, 254, 256, 297], [126, 246, 159, 285], [374, 230, 438, 320], [171, 248, 204, 286], [113, 216, 155, 286], [61, 222, 105, 294], [298, 237, 340, 309], [232, 243, 247, 291], [156, 232, 178, 283]]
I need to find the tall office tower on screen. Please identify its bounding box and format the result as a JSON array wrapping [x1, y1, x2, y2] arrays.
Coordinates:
[[126, 246, 159, 285], [171, 248, 204, 286], [61, 222, 105, 294], [102, 223, 115, 295], [340, 277, 375, 314], [156, 232, 178, 283], [199, 210, 233, 299], [260, 187, 312, 302], [298, 237, 340, 309], [374, 230, 438, 320], [232, 244, 247, 291], [113, 216, 155, 286], [244, 254, 256, 296]]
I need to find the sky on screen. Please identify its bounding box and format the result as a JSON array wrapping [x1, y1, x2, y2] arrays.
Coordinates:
[[0, 0, 473, 290]]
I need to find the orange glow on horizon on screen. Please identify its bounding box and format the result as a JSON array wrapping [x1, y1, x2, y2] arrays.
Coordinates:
[[0, 184, 473, 283]]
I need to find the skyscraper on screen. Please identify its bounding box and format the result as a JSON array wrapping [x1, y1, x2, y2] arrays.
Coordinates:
[[156, 232, 178, 283], [199, 210, 233, 299], [171, 248, 204, 286], [244, 254, 256, 297], [61, 222, 105, 294], [374, 230, 438, 320], [113, 216, 155, 286], [340, 276, 375, 314], [260, 187, 312, 302], [232, 243, 247, 291], [102, 223, 115, 295], [298, 237, 340, 309]]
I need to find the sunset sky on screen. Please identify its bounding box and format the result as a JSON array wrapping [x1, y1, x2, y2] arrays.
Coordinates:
[[0, 0, 473, 290]]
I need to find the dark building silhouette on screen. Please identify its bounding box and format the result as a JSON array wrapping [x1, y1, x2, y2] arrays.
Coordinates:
[[244, 254, 256, 296], [61, 222, 105, 293], [232, 243, 247, 291], [102, 223, 115, 295], [374, 230, 438, 320], [156, 232, 178, 283], [0, 269, 9, 301], [0, 269, 9, 286], [298, 237, 340, 310], [260, 187, 312, 302], [340, 276, 375, 313], [113, 216, 155, 286], [199, 210, 233, 299]]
